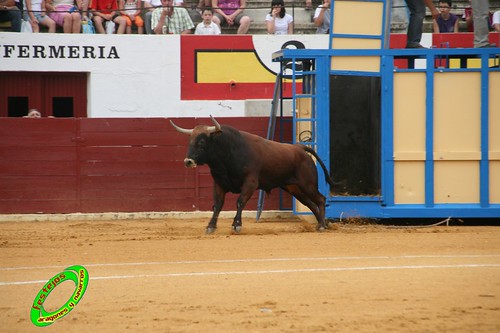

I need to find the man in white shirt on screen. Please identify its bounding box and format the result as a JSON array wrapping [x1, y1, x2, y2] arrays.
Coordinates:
[[492, 10, 500, 33]]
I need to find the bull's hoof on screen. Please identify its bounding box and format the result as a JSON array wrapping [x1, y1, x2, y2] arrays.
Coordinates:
[[232, 226, 242, 233], [206, 227, 216, 234], [316, 225, 326, 232]]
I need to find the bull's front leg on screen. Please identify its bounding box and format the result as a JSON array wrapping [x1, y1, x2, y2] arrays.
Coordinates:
[[207, 183, 226, 234], [232, 178, 258, 233]]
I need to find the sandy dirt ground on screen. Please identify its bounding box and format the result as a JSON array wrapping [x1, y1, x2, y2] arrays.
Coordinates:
[[1, 216, 500, 333]]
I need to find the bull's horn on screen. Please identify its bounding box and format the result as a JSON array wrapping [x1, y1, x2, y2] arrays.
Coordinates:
[[170, 120, 193, 135], [207, 115, 222, 134]]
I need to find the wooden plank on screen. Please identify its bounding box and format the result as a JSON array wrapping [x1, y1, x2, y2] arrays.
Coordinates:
[[80, 188, 195, 200], [80, 198, 194, 212], [0, 117, 293, 214], [79, 160, 184, 176], [80, 146, 185, 162], [80, 132, 173, 147], [0, 160, 77, 176], [80, 174, 196, 189], [0, 118, 76, 147], [0, 200, 79, 214], [80, 118, 174, 132], [0, 146, 77, 161]]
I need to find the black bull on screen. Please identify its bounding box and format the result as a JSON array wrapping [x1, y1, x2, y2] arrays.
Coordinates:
[[170, 116, 335, 233]]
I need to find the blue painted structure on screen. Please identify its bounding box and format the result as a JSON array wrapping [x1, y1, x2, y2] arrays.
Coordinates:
[[273, 32, 500, 219]]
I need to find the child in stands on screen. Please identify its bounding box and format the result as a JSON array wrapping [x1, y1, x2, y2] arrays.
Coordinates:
[[194, 7, 220, 34], [91, 0, 126, 33], [119, 0, 144, 34], [433, 0, 458, 33]]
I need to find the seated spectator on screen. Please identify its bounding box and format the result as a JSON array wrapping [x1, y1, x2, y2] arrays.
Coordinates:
[[433, 0, 458, 33], [151, 0, 194, 34], [211, 0, 251, 34], [142, 0, 159, 34], [492, 11, 500, 33], [46, 0, 81, 33], [306, 0, 321, 11], [462, 0, 493, 33], [462, 0, 473, 32], [119, 0, 143, 33], [25, 0, 57, 32], [143, 0, 182, 34], [265, 0, 292, 35], [91, 0, 126, 34], [0, 0, 22, 31], [194, 7, 220, 34], [313, 0, 329, 34]]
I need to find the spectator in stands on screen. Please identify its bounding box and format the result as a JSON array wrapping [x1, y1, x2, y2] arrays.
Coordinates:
[[119, 0, 143, 33], [91, 0, 126, 33], [493, 11, 500, 33], [152, 0, 194, 34], [306, 0, 321, 11], [24, 109, 41, 118], [0, 0, 22, 31], [313, 0, 329, 34], [462, 0, 493, 34], [25, 0, 57, 32], [194, 7, 220, 34], [143, 0, 182, 34], [46, 0, 82, 32], [142, 0, 159, 34], [433, 0, 458, 33], [211, 0, 251, 34], [462, 0, 473, 32], [404, 0, 439, 48], [471, 0, 492, 47], [265, 0, 292, 35]]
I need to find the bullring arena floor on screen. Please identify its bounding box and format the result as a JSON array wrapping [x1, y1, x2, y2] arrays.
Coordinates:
[[1, 214, 500, 332]]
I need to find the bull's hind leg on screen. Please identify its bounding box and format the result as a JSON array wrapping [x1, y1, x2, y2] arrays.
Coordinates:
[[285, 185, 328, 231], [207, 183, 226, 234]]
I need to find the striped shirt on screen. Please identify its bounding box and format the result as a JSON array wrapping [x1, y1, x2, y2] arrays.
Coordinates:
[[151, 7, 194, 34]]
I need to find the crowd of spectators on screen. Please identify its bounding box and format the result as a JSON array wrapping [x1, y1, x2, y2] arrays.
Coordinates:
[[1, 0, 499, 38]]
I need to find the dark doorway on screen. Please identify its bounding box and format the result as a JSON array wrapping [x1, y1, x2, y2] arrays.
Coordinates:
[[53, 97, 74, 117], [7, 96, 29, 117], [0, 72, 87, 118], [329, 75, 381, 196]]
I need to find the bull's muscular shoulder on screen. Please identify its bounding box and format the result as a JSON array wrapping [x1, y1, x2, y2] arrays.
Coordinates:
[[207, 126, 254, 192], [209, 125, 253, 163]]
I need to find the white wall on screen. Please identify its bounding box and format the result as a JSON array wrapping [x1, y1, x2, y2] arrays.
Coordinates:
[[0, 33, 330, 118]]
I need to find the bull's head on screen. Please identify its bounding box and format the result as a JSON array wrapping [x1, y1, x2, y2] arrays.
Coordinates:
[[170, 115, 222, 168]]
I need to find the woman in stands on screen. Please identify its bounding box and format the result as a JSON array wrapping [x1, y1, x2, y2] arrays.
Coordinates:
[[265, 0, 293, 35], [46, 0, 82, 33], [25, 0, 57, 32]]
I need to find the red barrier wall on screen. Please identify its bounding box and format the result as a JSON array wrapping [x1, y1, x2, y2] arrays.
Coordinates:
[[0, 117, 293, 214]]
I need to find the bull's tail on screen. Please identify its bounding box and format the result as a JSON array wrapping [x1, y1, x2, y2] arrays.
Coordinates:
[[303, 146, 336, 187]]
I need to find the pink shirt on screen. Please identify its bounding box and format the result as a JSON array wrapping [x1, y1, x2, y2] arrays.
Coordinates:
[[217, 0, 240, 15]]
